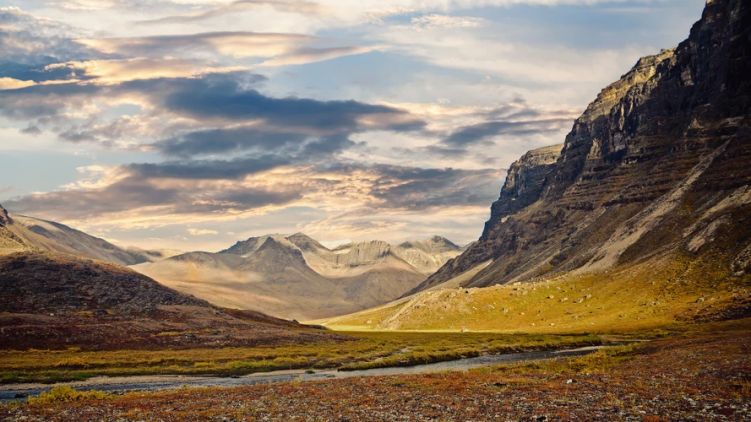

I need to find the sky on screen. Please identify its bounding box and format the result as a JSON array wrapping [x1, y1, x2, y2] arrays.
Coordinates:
[[0, 0, 705, 252]]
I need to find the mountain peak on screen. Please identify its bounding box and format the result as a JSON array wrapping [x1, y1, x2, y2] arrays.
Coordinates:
[[398, 236, 460, 253], [286, 232, 328, 252], [221, 234, 286, 256]]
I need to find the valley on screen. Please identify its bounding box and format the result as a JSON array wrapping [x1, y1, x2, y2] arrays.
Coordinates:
[[0, 0, 749, 420]]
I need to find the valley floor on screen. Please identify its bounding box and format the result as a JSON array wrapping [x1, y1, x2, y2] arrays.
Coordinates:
[[1, 319, 750, 421]]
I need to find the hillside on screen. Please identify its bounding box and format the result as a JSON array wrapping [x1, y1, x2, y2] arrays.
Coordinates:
[[323, 0, 751, 331], [0, 206, 160, 265], [135, 234, 462, 320]]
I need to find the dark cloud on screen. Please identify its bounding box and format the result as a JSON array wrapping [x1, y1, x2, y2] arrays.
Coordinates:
[[5, 176, 179, 218], [444, 118, 571, 147], [158, 73, 423, 132], [159, 127, 308, 157], [314, 162, 503, 210], [128, 156, 290, 180], [0, 8, 97, 68], [0, 71, 422, 159], [0, 82, 100, 119], [0, 61, 84, 83], [157, 127, 357, 159], [368, 165, 503, 209]]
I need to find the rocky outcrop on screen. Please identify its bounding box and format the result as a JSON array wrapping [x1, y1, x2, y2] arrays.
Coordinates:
[[0, 204, 10, 227], [415, 0, 751, 292], [482, 144, 562, 238]]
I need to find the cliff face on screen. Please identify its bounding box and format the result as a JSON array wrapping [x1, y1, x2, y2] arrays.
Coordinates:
[[415, 0, 751, 292], [482, 144, 562, 239]]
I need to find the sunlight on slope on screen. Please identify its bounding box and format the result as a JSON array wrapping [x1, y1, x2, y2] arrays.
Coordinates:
[[319, 252, 750, 333]]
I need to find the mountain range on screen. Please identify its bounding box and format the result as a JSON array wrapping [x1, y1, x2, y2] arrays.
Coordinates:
[[134, 234, 463, 320]]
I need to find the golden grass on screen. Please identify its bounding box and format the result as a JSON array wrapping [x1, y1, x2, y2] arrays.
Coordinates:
[[320, 252, 749, 333]]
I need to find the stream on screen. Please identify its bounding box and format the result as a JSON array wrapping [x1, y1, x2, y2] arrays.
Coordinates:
[[0, 345, 603, 402]]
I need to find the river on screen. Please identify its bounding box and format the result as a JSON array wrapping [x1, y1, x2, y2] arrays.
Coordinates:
[[0, 345, 603, 402]]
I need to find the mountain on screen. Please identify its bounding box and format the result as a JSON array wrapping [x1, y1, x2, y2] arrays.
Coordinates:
[[412, 0, 751, 293], [134, 233, 462, 320], [324, 0, 751, 331], [0, 207, 160, 266], [0, 206, 334, 350]]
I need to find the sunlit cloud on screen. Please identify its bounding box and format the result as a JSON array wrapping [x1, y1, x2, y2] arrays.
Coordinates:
[[46, 58, 245, 83], [0, 77, 35, 90]]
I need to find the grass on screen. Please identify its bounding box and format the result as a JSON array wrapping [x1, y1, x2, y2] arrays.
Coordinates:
[[0, 331, 603, 384], [319, 251, 750, 333], [484, 343, 641, 376]]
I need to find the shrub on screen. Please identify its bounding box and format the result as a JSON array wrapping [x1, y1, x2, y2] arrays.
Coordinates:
[[28, 386, 110, 405]]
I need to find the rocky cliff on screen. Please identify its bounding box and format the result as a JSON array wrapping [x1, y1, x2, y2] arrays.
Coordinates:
[[415, 0, 751, 292]]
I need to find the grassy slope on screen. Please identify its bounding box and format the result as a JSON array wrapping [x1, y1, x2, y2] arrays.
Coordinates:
[[320, 251, 751, 333]]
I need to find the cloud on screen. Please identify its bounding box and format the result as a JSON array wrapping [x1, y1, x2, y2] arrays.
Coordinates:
[[444, 118, 571, 146], [78, 31, 312, 58], [0, 7, 94, 65], [157, 126, 357, 159], [5, 167, 306, 220], [139, 0, 322, 25], [410, 14, 486, 30], [128, 156, 290, 180], [154, 73, 424, 132], [0, 71, 423, 149], [6, 158, 501, 229], [188, 228, 219, 236], [45, 58, 244, 83], [260, 45, 380, 67], [367, 165, 502, 209], [0, 77, 35, 90]]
